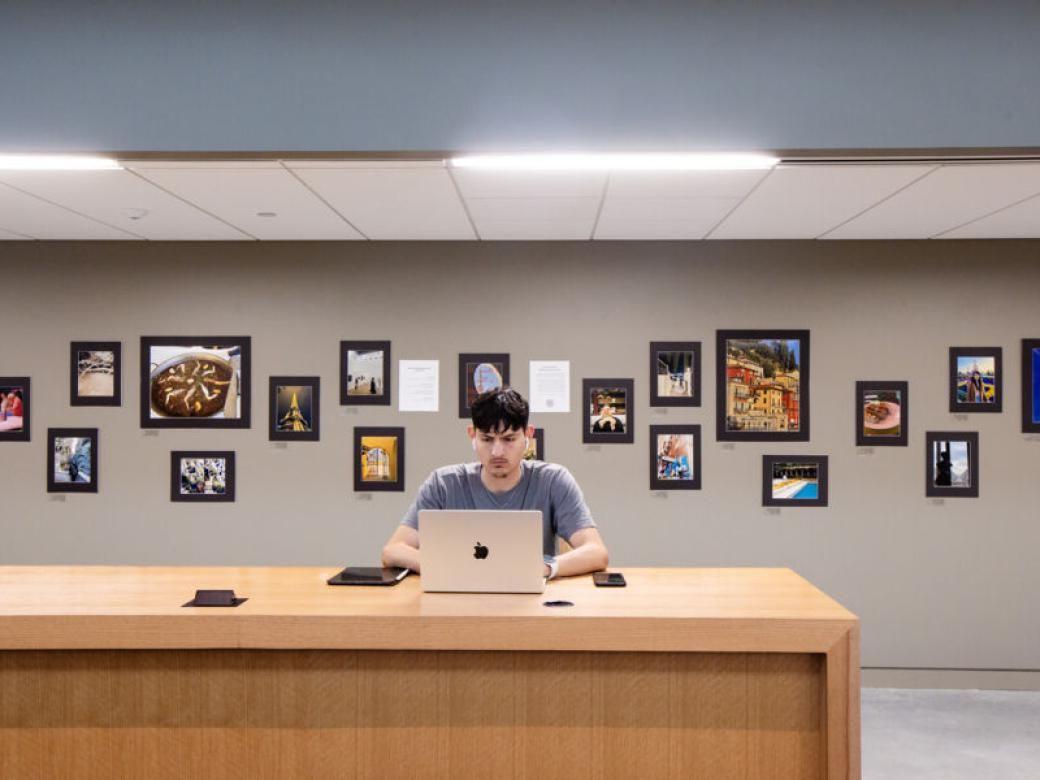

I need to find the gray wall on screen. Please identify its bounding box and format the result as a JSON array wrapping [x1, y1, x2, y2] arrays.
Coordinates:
[[2, 1, 1039, 152], [1, 240, 1039, 681]]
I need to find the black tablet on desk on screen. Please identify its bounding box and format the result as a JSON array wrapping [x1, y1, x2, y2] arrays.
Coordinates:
[[327, 567, 410, 586]]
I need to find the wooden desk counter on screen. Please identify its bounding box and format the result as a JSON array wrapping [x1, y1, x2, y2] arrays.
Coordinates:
[[0, 567, 860, 779]]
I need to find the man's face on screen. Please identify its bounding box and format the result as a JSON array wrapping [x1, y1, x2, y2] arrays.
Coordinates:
[[469, 423, 532, 479]]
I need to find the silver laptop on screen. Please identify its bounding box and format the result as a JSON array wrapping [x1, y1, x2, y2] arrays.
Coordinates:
[[418, 510, 545, 593]]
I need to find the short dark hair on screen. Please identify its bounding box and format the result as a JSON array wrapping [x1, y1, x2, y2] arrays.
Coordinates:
[[471, 387, 529, 432]]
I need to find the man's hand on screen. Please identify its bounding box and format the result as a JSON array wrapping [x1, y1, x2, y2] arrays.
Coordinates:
[[381, 525, 421, 572]]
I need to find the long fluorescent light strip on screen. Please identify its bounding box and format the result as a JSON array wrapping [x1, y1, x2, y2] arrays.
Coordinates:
[[0, 155, 122, 171], [450, 153, 779, 171]]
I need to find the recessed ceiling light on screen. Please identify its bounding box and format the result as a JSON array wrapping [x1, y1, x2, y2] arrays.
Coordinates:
[[449, 153, 779, 171], [121, 208, 149, 221], [257, 211, 277, 218], [0, 155, 122, 171]]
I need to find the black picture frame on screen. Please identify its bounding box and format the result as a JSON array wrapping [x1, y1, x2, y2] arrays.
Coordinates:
[[716, 330, 810, 442], [649, 341, 701, 407], [1022, 339, 1040, 433], [70, 341, 121, 406], [458, 353, 510, 418], [354, 426, 406, 492], [47, 427, 98, 493], [949, 347, 1002, 413], [523, 428, 545, 462], [761, 455, 828, 507], [855, 381, 909, 447], [583, 378, 635, 444], [140, 336, 251, 429], [170, 451, 236, 502], [340, 340, 392, 406], [0, 376, 30, 442], [925, 431, 979, 498], [269, 376, 320, 442], [649, 424, 702, 490]]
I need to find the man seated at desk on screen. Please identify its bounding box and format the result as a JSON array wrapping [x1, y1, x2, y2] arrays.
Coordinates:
[[382, 387, 609, 580]]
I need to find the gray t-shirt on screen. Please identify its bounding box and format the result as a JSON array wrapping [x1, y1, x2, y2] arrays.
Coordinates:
[[401, 460, 596, 555]]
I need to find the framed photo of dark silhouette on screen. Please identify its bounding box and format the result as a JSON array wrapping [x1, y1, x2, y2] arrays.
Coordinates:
[[140, 336, 251, 429], [649, 424, 701, 490], [925, 431, 979, 498], [354, 427, 406, 492], [761, 455, 828, 507], [70, 341, 121, 406], [949, 347, 1002, 413], [716, 330, 809, 442], [0, 377, 30, 442], [48, 427, 99, 493], [855, 381, 908, 447], [340, 340, 391, 406], [458, 353, 510, 418], [523, 428, 545, 462], [269, 376, 320, 442], [1022, 339, 1040, 433], [171, 451, 235, 502], [649, 342, 701, 407], [583, 378, 634, 444]]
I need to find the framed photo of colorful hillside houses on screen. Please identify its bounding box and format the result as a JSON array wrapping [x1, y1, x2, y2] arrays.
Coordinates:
[[716, 330, 810, 442]]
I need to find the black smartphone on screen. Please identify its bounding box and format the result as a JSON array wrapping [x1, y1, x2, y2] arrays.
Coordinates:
[[593, 571, 626, 587]]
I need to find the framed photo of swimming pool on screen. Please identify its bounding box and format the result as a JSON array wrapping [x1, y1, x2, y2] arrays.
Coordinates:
[[1020, 340, 1040, 433], [649, 341, 701, 407], [583, 378, 634, 444], [140, 337, 251, 429], [523, 428, 545, 462], [170, 451, 235, 502], [761, 455, 827, 507], [70, 341, 121, 406], [0, 377, 30, 442], [925, 431, 979, 498], [855, 381, 909, 447], [340, 340, 391, 406], [458, 353, 510, 418], [716, 330, 809, 442], [949, 347, 1002, 413], [269, 376, 320, 442], [650, 424, 701, 490], [48, 427, 99, 494], [354, 426, 405, 492]]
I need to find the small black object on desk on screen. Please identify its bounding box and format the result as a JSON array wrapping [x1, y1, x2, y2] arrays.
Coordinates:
[[327, 567, 410, 586], [182, 589, 248, 607]]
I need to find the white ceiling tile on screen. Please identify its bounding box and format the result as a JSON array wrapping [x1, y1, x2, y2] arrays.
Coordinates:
[[711, 164, 935, 239], [0, 182, 136, 240], [289, 167, 473, 239], [824, 163, 1040, 239], [599, 196, 738, 223], [606, 169, 768, 199], [594, 220, 718, 240], [452, 169, 606, 199], [939, 193, 1040, 238], [0, 226, 31, 239], [474, 221, 592, 240], [467, 196, 600, 223], [127, 165, 362, 240], [0, 170, 248, 240]]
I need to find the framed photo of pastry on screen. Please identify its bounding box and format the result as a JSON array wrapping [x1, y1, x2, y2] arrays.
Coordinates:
[[140, 337, 251, 429], [855, 381, 908, 447], [1022, 339, 1040, 433], [48, 427, 98, 494], [458, 353, 510, 418], [650, 424, 701, 490], [340, 340, 391, 406], [649, 341, 701, 407], [70, 341, 121, 406], [523, 428, 545, 462], [762, 455, 828, 507], [583, 378, 634, 444], [949, 347, 1001, 413], [269, 376, 320, 442], [0, 377, 30, 442], [925, 431, 979, 498], [171, 451, 235, 502], [354, 427, 405, 492]]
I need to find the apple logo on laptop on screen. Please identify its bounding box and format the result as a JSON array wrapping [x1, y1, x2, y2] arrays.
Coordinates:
[[473, 542, 489, 560]]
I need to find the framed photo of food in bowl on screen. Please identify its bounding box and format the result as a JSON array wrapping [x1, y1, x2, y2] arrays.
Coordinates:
[[855, 381, 908, 447], [140, 337, 251, 429]]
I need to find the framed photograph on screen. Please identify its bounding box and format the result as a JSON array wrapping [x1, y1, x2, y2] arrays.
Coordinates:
[[717, 330, 809, 442], [762, 455, 828, 507], [0, 377, 30, 442], [649, 424, 701, 490], [70, 341, 121, 406], [583, 378, 634, 444], [1022, 339, 1040, 433], [458, 353, 509, 418], [340, 340, 391, 406], [949, 347, 1002, 413], [354, 427, 405, 492], [925, 431, 979, 498], [170, 451, 235, 502], [649, 341, 701, 407], [269, 376, 320, 442], [855, 381, 909, 447], [140, 337, 251, 429], [48, 428, 98, 493], [523, 428, 545, 462]]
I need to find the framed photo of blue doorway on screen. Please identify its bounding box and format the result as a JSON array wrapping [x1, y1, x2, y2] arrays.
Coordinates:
[[1021, 339, 1040, 433]]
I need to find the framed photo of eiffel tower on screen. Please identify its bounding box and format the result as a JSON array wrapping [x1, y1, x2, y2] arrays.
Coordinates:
[[269, 376, 320, 442]]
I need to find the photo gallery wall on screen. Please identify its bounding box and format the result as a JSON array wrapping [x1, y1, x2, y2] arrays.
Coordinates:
[[4, 335, 1039, 504]]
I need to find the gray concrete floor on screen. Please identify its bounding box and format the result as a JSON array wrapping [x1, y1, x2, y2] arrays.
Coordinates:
[[864, 688, 1040, 779]]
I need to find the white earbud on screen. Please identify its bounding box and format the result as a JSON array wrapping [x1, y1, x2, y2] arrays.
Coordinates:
[[471, 438, 477, 452]]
